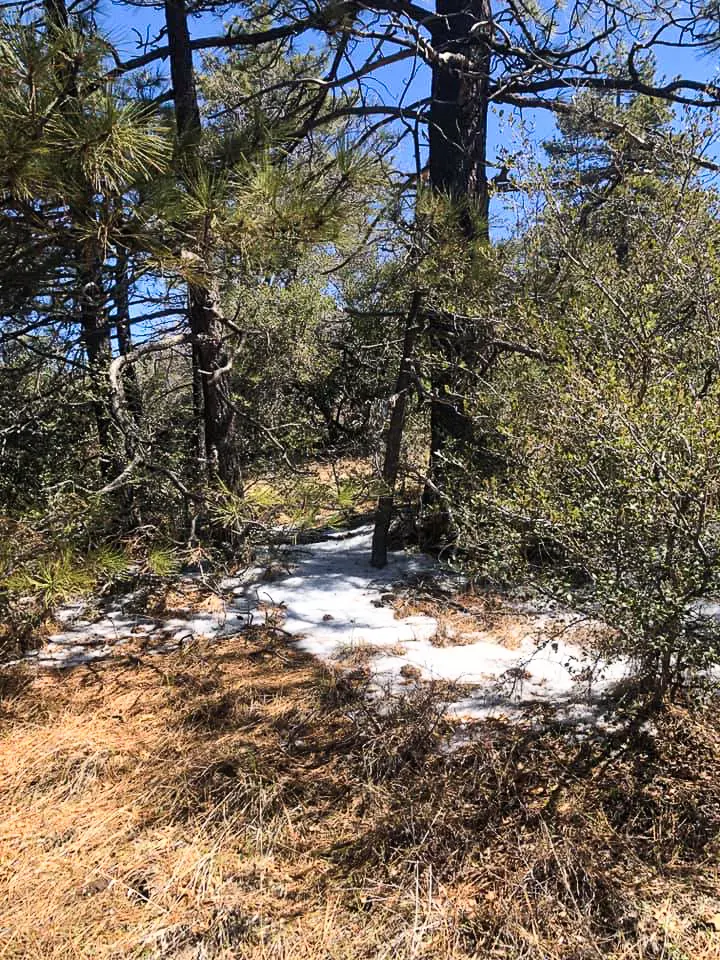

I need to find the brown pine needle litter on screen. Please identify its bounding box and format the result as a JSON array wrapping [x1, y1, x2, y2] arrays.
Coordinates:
[[3, 630, 720, 959]]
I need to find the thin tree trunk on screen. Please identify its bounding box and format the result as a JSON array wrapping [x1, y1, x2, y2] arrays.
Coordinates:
[[164, 0, 243, 492], [46, 0, 118, 480], [371, 291, 423, 568], [109, 250, 144, 518], [79, 241, 118, 481], [191, 339, 206, 474], [114, 250, 142, 424]]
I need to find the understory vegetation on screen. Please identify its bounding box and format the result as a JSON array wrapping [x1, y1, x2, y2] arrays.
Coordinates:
[[5, 0, 720, 955]]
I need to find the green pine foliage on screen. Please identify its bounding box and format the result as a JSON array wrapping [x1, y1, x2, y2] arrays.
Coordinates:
[[4, 1, 720, 698]]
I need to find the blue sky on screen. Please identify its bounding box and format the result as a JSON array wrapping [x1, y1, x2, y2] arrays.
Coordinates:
[[94, 2, 720, 326], [100, 0, 720, 243], [101, 2, 720, 173]]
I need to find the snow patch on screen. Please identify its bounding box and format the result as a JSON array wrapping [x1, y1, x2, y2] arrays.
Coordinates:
[[252, 527, 437, 658], [26, 579, 252, 668], [246, 526, 631, 724], [15, 525, 632, 725]]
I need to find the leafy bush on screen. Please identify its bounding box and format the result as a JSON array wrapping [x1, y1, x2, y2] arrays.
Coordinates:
[[457, 184, 720, 694]]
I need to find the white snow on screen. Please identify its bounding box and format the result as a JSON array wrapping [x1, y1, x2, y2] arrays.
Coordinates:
[[24, 583, 251, 669], [15, 524, 633, 725], [251, 528, 437, 656], [245, 526, 632, 724]]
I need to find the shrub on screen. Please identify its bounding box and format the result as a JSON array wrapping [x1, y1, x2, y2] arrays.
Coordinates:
[[456, 184, 720, 695]]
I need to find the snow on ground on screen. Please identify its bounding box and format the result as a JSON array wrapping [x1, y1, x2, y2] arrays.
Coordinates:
[[250, 526, 631, 724], [252, 528, 438, 653], [21, 587, 252, 670], [15, 524, 632, 725]]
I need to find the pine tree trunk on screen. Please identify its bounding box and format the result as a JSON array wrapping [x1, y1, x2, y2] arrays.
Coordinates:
[[189, 281, 243, 491], [44, 0, 67, 27], [114, 250, 142, 425], [371, 292, 423, 568], [79, 235, 118, 482], [425, 0, 492, 520], [164, 0, 242, 492], [191, 340, 206, 475], [428, 0, 491, 239], [45, 0, 119, 481]]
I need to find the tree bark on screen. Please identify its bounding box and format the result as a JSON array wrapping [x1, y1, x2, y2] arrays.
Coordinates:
[[44, 0, 67, 28], [114, 250, 142, 425], [428, 0, 491, 240], [164, 0, 243, 492], [424, 0, 492, 522], [79, 244, 117, 480], [45, 0, 119, 480], [191, 339, 206, 474], [371, 291, 423, 568], [189, 280, 242, 491]]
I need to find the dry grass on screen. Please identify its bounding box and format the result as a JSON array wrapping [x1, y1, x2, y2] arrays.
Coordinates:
[[2, 631, 720, 959], [393, 591, 612, 654], [148, 586, 226, 618], [393, 592, 537, 649]]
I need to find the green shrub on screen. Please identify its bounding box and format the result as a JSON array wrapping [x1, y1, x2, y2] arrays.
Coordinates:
[[456, 184, 720, 695]]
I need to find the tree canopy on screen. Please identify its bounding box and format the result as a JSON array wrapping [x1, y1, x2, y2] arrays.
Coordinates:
[[3, 0, 720, 694]]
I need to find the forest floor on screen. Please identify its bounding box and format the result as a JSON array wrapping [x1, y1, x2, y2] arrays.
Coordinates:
[[9, 524, 628, 725], [3, 526, 720, 958]]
